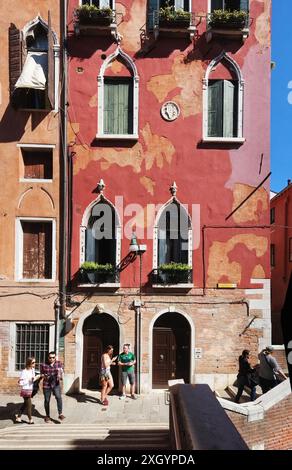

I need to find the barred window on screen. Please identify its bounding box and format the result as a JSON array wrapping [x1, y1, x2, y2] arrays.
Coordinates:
[[15, 324, 50, 371]]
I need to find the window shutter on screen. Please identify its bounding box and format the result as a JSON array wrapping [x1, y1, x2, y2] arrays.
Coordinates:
[[175, 0, 184, 10], [208, 80, 223, 137], [99, 0, 110, 7], [158, 229, 167, 265], [147, 0, 159, 32], [223, 80, 236, 137], [9, 24, 22, 97], [211, 0, 223, 12], [240, 0, 249, 11], [47, 11, 55, 109], [104, 79, 133, 134], [22, 222, 52, 279]]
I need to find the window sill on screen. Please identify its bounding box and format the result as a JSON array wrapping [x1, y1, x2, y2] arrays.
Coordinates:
[[19, 178, 53, 183], [96, 134, 139, 140], [152, 283, 194, 290], [202, 137, 245, 144], [16, 278, 56, 283]]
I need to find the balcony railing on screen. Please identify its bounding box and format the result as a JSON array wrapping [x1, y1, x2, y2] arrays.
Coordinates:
[[151, 268, 193, 286], [148, 10, 196, 41], [206, 10, 250, 42], [73, 8, 120, 38]]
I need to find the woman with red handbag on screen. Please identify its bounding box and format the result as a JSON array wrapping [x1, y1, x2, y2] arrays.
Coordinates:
[[15, 357, 39, 424]]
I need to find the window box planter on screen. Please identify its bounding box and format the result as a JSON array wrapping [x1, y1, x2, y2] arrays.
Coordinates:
[[209, 10, 248, 30], [159, 8, 191, 28], [152, 263, 193, 285], [76, 6, 114, 26], [79, 262, 117, 284]]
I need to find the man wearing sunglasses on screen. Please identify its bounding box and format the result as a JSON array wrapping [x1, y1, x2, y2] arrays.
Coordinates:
[[40, 351, 65, 423]]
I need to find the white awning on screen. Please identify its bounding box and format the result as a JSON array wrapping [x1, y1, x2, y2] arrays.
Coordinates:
[[15, 52, 47, 90]]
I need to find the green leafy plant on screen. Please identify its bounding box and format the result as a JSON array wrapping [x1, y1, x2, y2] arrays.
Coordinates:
[[209, 9, 248, 28], [76, 4, 113, 25], [159, 262, 192, 272], [80, 262, 114, 272], [159, 5, 191, 25]]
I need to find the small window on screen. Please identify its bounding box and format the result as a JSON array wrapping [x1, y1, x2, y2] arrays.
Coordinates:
[[270, 207, 275, 224], [289, 238, 292, 262], [22, 221, 53, 279], [22, 148, 53, 180], [15, 323, 50, 371], [208, 79, 238, 138], [82, 0, 113, 6], [271, 244, 275, 268]]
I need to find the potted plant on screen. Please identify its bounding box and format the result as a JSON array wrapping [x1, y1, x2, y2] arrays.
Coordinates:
[[158, 262, 192, 284], [80, 262, 115, 284], [209, 9, 248, 29], [76, 4, 113, 26], [159, 5, 191, 28]]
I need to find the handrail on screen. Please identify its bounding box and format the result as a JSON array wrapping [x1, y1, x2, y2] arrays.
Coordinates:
[[169, 384, 249, 450]]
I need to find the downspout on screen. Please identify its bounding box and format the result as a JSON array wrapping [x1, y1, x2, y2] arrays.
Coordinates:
[[283, 195, 289, 282], [59, 0, 68, 323]]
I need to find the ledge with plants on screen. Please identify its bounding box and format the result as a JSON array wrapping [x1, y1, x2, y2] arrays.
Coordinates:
[[153, 262, 192, 285], [158, 6, 191, 28], [75, 4, 114, 26], [79, 261, 117, 284], [209, 9, 248, 30]]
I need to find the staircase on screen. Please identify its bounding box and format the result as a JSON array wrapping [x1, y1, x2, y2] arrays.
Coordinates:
[[0, 423, 170, 450], [216, 385, 262, 403]]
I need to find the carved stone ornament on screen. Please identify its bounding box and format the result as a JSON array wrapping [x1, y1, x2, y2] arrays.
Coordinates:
[[161, 101, 180, 121]]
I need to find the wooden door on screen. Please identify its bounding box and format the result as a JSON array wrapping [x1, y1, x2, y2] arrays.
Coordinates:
[[152, 328, 176, 388], [82, 334, 102, 390]]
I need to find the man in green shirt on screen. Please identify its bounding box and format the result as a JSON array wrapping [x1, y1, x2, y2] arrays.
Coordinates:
[[118, 344, 137, 400]]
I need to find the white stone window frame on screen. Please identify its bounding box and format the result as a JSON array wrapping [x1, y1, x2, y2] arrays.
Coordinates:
[[22, 15, 60, 113], [79, 0, 115, 7], [15, 217, 57, 282], [202, 51, 245, 144], [153, 197, 193, 270], [96, 47, 139, 140], [80, 196, 122, 270], [7, 321, 55, 377], [17, 143, 55, 183]]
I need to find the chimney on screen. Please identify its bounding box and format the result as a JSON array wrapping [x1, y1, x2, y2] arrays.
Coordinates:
[[288, 179, 291, 186]]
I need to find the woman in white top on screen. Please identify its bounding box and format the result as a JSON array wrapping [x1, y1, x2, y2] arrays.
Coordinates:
[[99, 345, 117, 406], [16, 356, 39, 424]]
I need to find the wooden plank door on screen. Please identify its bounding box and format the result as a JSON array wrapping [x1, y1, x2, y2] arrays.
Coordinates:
[[152, 328, 176, 388], [82, 334, 102, 390]]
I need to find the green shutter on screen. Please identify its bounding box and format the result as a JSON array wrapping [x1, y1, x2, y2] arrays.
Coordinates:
[[223, 80, 235, 137], [211, 0, 223, 12], [208, 80, 223, 137], [148, 0, 159, 32], [104, 79, 133, 135]]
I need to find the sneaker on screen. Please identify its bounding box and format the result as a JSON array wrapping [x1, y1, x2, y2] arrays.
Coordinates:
[[28, 420, 34, 425], [119, 394, 126, 400], [131, 394, 137, 400], [58, 414, 66, 421], [15, 416, 22, 423], [44, 416, 51, 423], [102, 399, 109, 406]]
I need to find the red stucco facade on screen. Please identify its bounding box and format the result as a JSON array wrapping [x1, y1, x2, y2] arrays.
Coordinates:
[[64, 0, 272, 393]]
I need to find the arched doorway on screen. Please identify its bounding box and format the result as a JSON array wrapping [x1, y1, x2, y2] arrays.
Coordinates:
[[82, 313, 119, 390], [152, 312, 191, 388]]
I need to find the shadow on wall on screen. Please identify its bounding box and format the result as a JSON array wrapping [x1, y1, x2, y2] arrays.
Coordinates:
[[0, 106, 29, 143], [67, 35, 114, 60]]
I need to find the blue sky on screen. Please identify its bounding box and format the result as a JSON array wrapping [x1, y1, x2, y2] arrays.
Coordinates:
[[271, 0, 292, 192]]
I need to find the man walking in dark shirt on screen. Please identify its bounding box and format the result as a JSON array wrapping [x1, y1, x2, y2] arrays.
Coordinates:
[[40, 351, 65, 423]]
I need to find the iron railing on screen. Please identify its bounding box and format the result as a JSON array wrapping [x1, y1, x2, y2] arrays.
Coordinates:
[[79, 269, 120, 285]]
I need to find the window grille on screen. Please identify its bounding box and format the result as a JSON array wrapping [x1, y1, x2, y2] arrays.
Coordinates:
[[15, 324, 50, 371]]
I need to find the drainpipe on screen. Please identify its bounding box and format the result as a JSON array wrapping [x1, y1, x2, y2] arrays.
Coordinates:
[[133, 299, 142, 395], [59, 0, 68, 322]]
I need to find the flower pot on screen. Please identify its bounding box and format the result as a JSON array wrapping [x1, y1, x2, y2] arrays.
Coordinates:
[[159, 17, 190, 28], [210, 20, 246, 29], [78, 12, 112, 26]]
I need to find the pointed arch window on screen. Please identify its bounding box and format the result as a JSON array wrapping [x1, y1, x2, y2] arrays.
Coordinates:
[[203, 52, 245, 143], [9, 14, 59, 111], [97, 48, 139, 139], [153, 200, 193, 286], [80, 197, 121, 284]]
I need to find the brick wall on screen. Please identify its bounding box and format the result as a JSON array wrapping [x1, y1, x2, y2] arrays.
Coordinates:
[[227, 392, 292, 450]]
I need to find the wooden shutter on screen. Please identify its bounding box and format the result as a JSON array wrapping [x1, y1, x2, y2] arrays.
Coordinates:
[[104, 79, 133, 134], [23, 150, 52, 179], [47, 11, 55, 109], [147, 0, 159, 32], [223, 80, 236, 137], [22, 222, 52, 279], [9, 24, 22, 96], [211, 0, 223, 12], [208, 80, 223, 137]]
